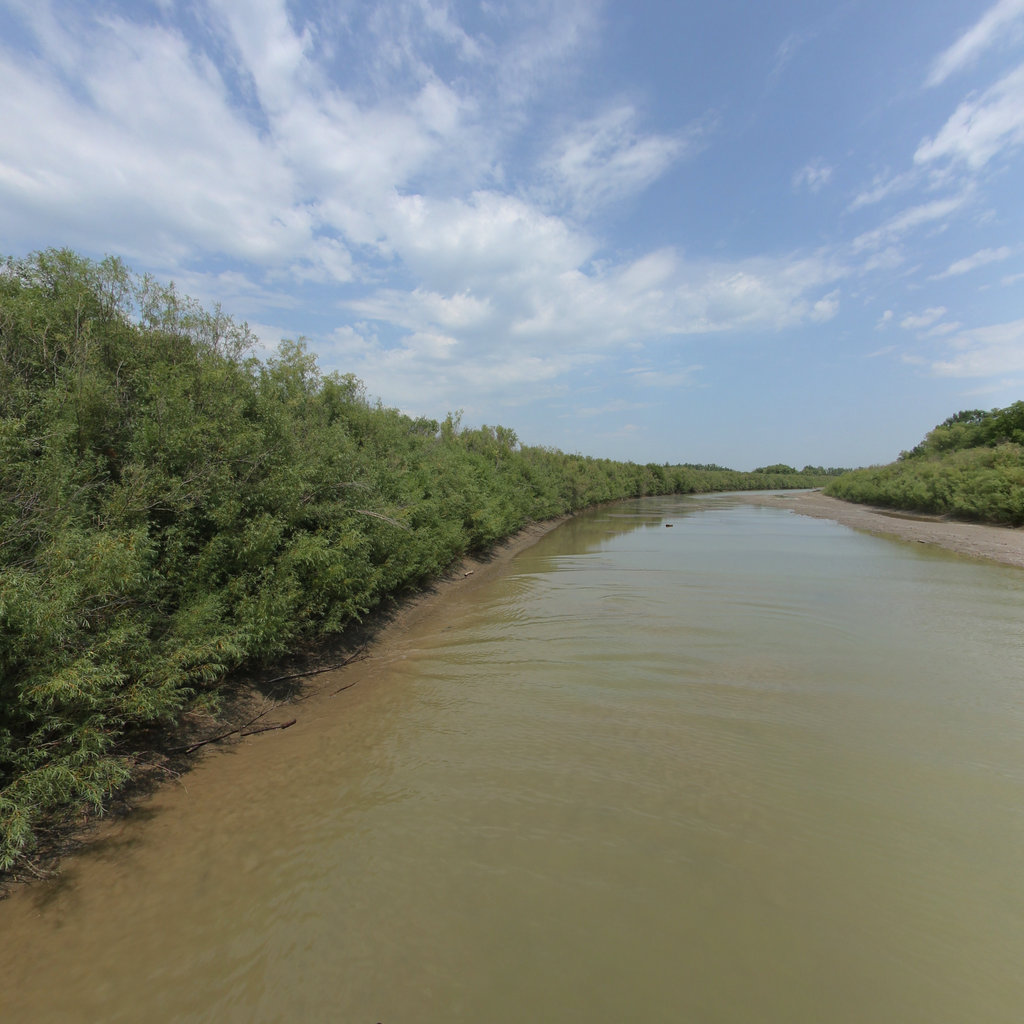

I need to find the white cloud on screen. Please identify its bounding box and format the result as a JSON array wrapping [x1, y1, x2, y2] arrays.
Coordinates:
[[792, 159, 834, 193], [932, 245, 1013, 278], [851, 195, 967, 253], [625, 365, 702, 389], [811, 290, 841, 321], [923, 321, 963, 338], [0, 0, 858, 425], [331, 232, 846, 411], [848, 169, 917, 211], [486, 0, 601, 111], [538, 105, 707, 218], [246, 321, 295, 354], [962, 377, 1024, 396], [900, 307, 947, 331], [209, 0, 313, 114], [931, 318, 1024, 376], [6, 1, 956, 437], [0, 5, 343, 273], [347, 286, 494, 333], [925, 0, 1024, 87], [860, 247, 907, 273], [916, 63, 1024, 169], [0, 0, 589, 280], [383, 191, 593, 293], [770, 30, 815, 82]]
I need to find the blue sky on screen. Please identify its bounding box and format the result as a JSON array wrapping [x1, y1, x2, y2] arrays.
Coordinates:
[[2, 0, 1024, 469]]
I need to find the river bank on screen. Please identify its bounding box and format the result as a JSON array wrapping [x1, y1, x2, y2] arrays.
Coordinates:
[[10, 488, 1022, 889], [1, 515, 571, 894], [4, 495, 1024, 1023], [738, 491, 1024, 569]]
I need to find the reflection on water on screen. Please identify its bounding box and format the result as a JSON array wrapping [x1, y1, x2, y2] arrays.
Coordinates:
[[3, 495, 1024, 1023]]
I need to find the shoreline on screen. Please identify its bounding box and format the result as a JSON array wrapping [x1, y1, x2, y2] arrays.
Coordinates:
[[738, 491, 1024, 569], [10, 491, 1022, 890], [1, 514, 571, 894]]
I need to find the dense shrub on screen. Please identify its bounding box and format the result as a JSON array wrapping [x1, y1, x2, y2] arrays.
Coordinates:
[[825, 407, 1024, 525], [0, 249, 825, 872]]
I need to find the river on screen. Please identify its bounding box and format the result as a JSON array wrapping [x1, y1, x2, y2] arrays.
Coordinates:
[[2, 494, 1023, 1022]]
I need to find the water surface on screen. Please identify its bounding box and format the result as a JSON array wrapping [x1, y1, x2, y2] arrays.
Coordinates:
[[2, 495, 1023, 1022]]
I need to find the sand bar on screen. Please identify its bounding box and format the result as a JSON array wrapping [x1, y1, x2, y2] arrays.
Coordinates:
[[738, 490, 1024, 570]]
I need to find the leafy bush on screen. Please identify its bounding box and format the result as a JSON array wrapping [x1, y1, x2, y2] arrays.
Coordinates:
[[825, 406, 1024, 525], [0, 249, 828, 873]]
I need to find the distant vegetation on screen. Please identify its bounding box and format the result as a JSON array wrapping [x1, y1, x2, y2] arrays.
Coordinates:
[[752, 464, 850, 477], [825, 406, 1024, 525], [0, 249, 829, 874]]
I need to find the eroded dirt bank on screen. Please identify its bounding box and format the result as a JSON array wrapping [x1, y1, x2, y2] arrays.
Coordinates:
[[738, 491, 1024, 569]]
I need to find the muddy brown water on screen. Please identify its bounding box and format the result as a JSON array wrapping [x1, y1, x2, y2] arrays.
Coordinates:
[[2, 494, 1024, 1022]]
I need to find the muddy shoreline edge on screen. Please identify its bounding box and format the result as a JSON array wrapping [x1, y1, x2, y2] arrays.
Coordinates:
[[1, 515, 572, 895], [737, 491, 1024, 569], [8, 492, 1022, 892]]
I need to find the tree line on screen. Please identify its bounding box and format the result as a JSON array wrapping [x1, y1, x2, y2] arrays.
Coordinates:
[[0, 249, 829, 874], [824, 404, 1024, 524]]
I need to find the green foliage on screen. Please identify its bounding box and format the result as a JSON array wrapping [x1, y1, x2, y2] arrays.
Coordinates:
[[0, 249, 826, 873], [800, 465, 851, 477], [899, 403, 1024, 460], [825, 405, 1024, 525]]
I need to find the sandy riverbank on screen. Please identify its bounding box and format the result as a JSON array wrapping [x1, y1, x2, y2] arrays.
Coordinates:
[[738, 491, 1024, 569]]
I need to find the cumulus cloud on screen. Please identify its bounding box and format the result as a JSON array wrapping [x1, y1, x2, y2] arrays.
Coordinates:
[[925, 0, 1024, 87], [330, 237, 846, 411], [0, 0, 919, 422], [0, 10, 314, 268], [0, 0, 600, 278]]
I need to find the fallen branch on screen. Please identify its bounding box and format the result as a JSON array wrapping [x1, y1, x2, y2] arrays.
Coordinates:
[[170, 648, 367, 753], [171, 702, 282, 754], [20, 859, 56, 881], [241, 718, 296, 737], [132, 759, 184, 781], [261, 646, 368, 687]]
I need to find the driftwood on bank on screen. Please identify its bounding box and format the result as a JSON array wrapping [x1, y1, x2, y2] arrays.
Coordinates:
[[260, 646, 368, 688], [169, 646, 369, 754], [240, 718, 296, 738], [171, 710, 296, 754]]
